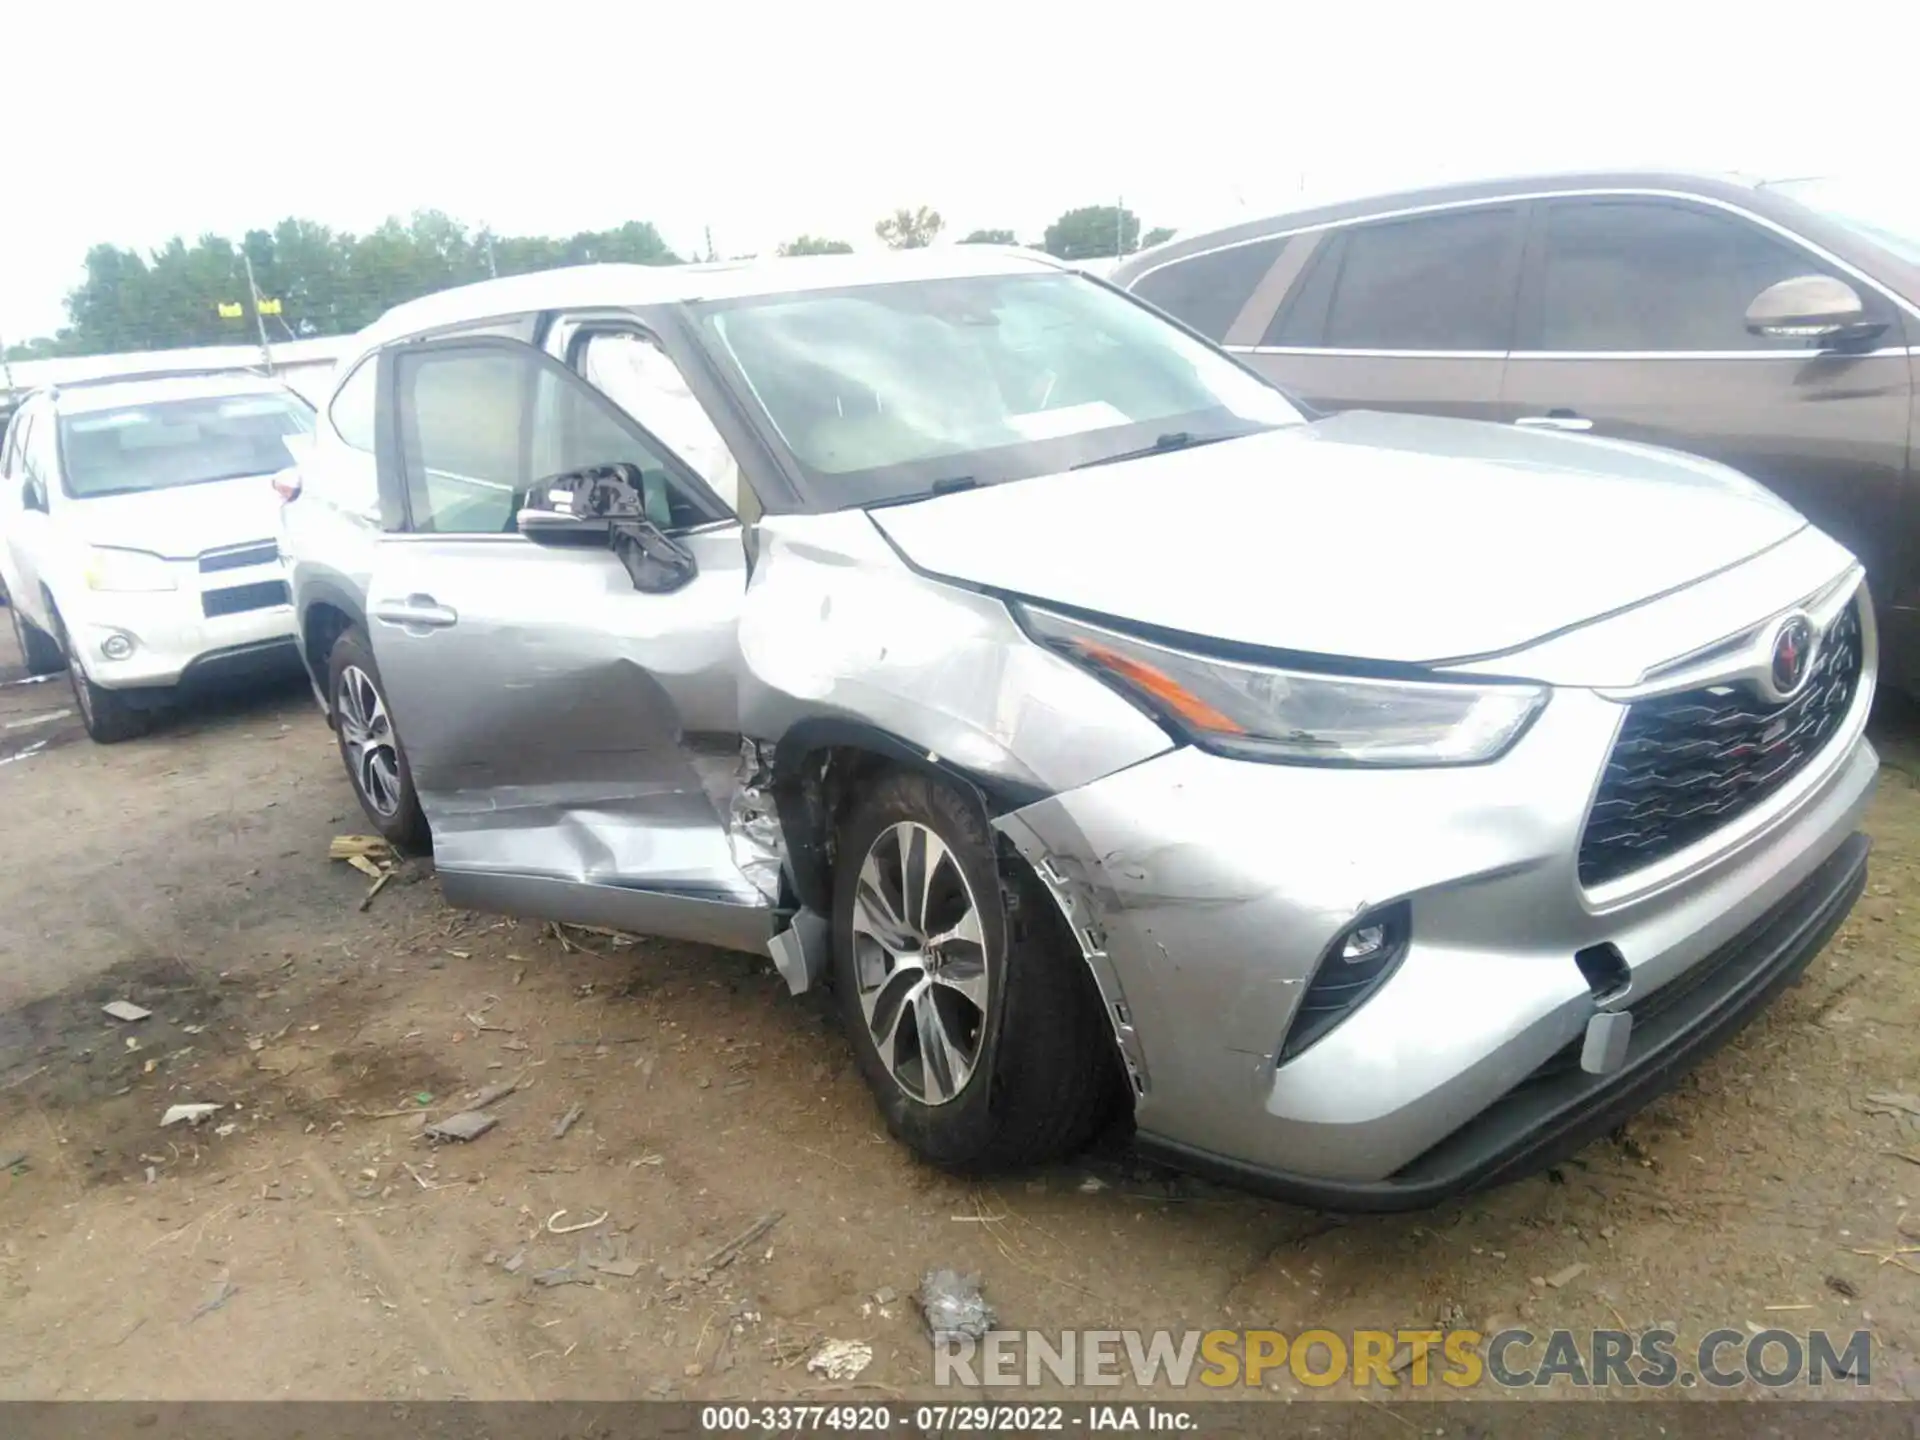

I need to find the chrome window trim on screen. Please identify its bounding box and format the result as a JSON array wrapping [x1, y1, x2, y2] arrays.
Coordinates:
[[1140, 185, 1920, 356]]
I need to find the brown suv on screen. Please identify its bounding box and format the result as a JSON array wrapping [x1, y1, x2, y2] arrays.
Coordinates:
[[1111, 172, 1920, 689]]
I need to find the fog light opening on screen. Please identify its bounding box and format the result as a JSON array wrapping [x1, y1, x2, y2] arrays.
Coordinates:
[[1574, 942, 1631, 1005], [100, 634, 135, 662], [1279, 900, 1413, 1064]]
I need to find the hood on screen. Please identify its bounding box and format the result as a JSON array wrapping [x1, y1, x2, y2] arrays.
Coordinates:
[[67, 473, 287, 560], [867, 410, 1808, 667]]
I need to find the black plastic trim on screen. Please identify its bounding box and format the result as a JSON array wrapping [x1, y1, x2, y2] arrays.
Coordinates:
[[1135, 831, 1870, 1212]]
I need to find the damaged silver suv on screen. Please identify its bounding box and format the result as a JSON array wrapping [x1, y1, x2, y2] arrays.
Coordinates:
[[279, 248, 1877, 1208]]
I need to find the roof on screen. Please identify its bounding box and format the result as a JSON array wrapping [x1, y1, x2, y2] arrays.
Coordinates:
[[355, 246, 1071, 351], [1112, 169, 1780, 280], [48, 370, 305, 416]]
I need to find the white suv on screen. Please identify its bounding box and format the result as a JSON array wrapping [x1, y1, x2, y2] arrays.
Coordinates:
[[0, 371, 315, 741]]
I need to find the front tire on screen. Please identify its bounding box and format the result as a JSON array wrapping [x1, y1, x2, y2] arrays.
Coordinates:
[[831, 768, 1118, 1172], [9, 602, 65, 677], [49, 606, 148, 743], [327, 625, 430, 851]]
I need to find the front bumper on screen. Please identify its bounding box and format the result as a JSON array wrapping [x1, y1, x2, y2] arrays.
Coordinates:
[[995, 676, 1877, 1207], [65, 569, 297, 691], [1137, 831, 1867, 1209]]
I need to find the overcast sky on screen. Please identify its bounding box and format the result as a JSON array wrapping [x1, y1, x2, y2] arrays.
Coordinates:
[[3, 1, 1913, 342]]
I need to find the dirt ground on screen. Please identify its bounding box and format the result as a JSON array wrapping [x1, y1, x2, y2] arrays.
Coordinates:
[[6, 620, 1920, 1406]]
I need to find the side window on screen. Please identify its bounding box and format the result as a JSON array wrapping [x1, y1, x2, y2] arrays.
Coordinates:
[[0, 411, 20, 478], [1530, 200, 1870, 352], [395, 343, 719, 535], [329, 357, 377, 452], [1128, 238, 1287, 341], [578, 332, 741, 511], [1304, 206, 1521, 351]]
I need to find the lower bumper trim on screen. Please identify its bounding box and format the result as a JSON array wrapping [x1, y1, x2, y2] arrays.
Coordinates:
[[1135, 831, 1871, 1212]]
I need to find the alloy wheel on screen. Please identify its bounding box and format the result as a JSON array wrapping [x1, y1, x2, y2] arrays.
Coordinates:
[[850, 820, 992, 1106], [337, 664, 403, 817]]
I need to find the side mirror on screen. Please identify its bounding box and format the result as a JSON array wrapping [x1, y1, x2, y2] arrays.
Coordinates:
[[516, 462, 699, 595], [1744, 275, 1886, 346], [20, 477, 45, 513]]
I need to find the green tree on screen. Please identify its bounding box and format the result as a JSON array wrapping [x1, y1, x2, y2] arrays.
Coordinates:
[[959, 228, 1018, 245], [875, 206, 944, 250], [1043, 205, 1142, 261], [1141, 226, 1176, 248], [27, 211, 685, 359], [778, 235, 855, 256]]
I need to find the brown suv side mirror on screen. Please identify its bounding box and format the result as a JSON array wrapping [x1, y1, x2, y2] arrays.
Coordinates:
[[1744, 275, 1886, 347]]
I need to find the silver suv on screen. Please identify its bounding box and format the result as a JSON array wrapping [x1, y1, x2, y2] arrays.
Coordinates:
[[279, 249, 1876, 1206]]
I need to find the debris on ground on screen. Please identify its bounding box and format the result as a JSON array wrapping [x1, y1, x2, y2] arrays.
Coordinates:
[[329, 835, 396, 863], [102, 1000, 152, 1022], [1078, 1175, 1109, 1193], [699, 1211, 783, 1278], [919, 1268, 996, 1342], [189, 1278, 239, 1323], [1862, 1093, 1920, 1118], [501, 1248, 526, 1274], [553, 1103, 584, 1139], [424, 1111, 497, 1142], [468, 1075, 526, 1111], [806, 1338, 874, 1383], [546, 1208, 608, 1235], [0, 1150, 27, 1173], [1545, 1262, 1588, 1289], [160, 1103, 222, 1128], [1828, 1275, 1861, 1298], [532, 1265, 589, 1288], [330, 835, 401, 910], [589, 1256, 644, 1278]]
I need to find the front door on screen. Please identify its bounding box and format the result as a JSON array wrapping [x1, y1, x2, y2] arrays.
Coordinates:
[[366, 335, 775, 952], [1498, 196, 1916, 670]]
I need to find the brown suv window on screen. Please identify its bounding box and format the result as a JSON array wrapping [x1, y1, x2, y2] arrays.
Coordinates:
[[1130, 238, 1286, 342], [1530, 200, 1854, 352], [1267, 206, 1521, 351]]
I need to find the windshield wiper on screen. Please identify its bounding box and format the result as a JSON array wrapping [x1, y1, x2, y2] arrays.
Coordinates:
[[865, 476, 981, 509], [1072, 431, 1237, 471]]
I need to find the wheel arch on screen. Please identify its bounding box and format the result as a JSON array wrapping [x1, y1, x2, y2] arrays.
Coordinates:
[[768, 717, 1049, 919], [298, 580, 366, 718]]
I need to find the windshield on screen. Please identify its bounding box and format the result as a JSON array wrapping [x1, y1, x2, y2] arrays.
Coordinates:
[[58, 393, 315, 499], [692, 271, 1303, 507], [1766, 178, 1920, 266]]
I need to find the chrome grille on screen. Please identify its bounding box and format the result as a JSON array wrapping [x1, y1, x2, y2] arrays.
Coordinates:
[[1578, 599, 1864, 888]]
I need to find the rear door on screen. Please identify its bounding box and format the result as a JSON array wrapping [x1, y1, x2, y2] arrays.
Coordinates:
[[1238, 201, 1529, 421], [1499, 196, 1915, 617], [365, 335, 776, 952]]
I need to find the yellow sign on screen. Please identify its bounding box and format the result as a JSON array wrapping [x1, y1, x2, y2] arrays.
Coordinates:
[[216, 302, 244, 319], [257, 297, 282, 316]]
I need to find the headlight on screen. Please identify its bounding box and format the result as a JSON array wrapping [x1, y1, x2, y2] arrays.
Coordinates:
[[1022, 606, 1547, 767], [83, 547, 177, 593]]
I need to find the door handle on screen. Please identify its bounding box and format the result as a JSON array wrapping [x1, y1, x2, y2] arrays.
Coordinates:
[[1514, 412, 1594, 433], [372, 594, 459, 629]]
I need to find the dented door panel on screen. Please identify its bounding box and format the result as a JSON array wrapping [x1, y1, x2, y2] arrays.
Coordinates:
[[368, 524, 774, 936]]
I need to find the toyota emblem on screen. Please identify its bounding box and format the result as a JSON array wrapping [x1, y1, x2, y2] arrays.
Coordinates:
[[1769, 615, 1816, 699]]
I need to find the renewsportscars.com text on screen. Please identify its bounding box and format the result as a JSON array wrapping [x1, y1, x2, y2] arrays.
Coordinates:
[[933, 1327, 1871, 1390]]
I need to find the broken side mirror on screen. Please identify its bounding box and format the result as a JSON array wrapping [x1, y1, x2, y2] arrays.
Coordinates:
[[516, 461, 699, 595]]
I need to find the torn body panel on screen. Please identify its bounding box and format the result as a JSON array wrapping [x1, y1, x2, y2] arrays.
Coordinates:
[[738, 510, 1173, 797]]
